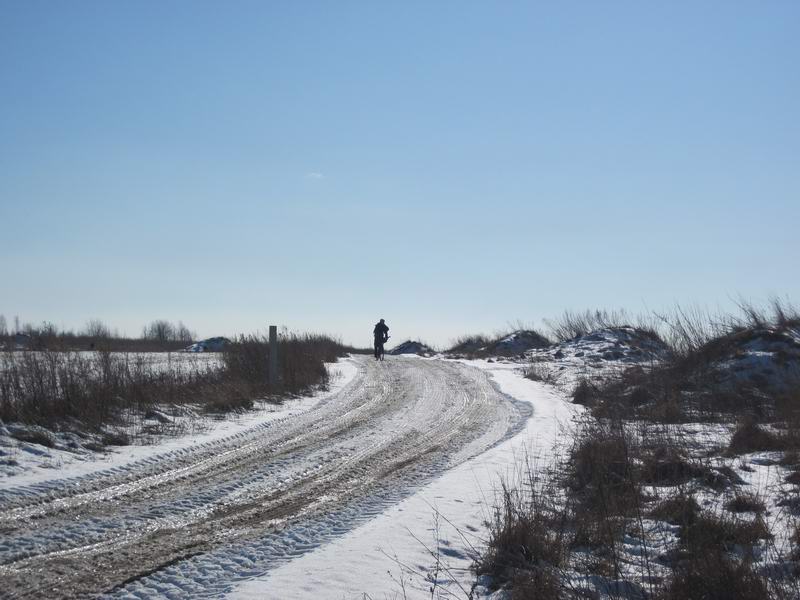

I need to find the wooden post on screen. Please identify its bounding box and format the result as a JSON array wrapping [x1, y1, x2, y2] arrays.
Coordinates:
[[268, 325, 278, 391]]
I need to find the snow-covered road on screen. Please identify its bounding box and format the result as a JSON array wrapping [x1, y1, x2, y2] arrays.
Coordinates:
[[0, 356, 529, 599]]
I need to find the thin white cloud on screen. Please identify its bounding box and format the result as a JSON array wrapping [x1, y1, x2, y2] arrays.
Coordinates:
[[305, 172, 324, 180]]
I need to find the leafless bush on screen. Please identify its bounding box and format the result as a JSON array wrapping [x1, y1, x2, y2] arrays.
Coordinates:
[[221, 332, 342, 397], [0, 351, 217, 430], [659, 548, 770, 600], [725, 493, 766, 514], [649, 494, 700, 527], [567, 420, 642, 517], [571, 377, 599, 406], [5, 318, 194, 352], [0, 333, 347, 435], [141, 320, 196, 344], [83, 319, 111, 339], [728, 418, 799, 454], [476, 456, 569, 599]]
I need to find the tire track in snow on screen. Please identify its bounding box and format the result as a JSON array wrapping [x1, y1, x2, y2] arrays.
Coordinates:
[[0, 356, 529, 599]]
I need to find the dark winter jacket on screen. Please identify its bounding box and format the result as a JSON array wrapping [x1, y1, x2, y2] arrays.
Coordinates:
[[373, 322, 389, 342]]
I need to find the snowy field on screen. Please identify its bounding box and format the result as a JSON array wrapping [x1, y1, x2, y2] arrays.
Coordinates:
[[0, 350, 222, 374]]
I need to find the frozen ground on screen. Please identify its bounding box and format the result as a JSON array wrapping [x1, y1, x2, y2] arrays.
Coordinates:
[[0, 355, 531, 598], [227, 359, 579, 599]]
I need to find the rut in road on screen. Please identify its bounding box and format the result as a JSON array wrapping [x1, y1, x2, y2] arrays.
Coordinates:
[[0, 356, 529, 599]]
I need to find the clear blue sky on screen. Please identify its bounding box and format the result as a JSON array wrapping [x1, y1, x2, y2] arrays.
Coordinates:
[[1, 1, 798, 347]]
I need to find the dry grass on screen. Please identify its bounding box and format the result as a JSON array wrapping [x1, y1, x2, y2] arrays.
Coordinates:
[[476, 459, 569, 599], [649, 494, 700, 526], [725, 493, 766, 514], [447, 328, 551, 358], [726, 416, 800, 455], [544, 308, 661, 343], [0, 333, 348, 436], [659, 550, 770, 600], [477, 301, 800, 599]]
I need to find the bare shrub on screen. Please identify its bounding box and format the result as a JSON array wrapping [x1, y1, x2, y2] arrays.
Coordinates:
[[221, 332, 341, 399], [476, 459, 568, 598], [655, 509, 774, 599], [83, 319, 111, 339], [141, 320, 196, 346], [680, 512, 771, 553], [725, 493, 766, 514], [728, 418, 792, 454], [659, 550, 769, 600], [571, 377, 598, 406], [649, 494, 700, 526], [0, 333, 347, 435], [639, 444, 708, 486], [568, 421, 641, 516]]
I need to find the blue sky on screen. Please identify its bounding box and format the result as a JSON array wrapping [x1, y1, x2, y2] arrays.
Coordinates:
[[1, 1, 798, 347]]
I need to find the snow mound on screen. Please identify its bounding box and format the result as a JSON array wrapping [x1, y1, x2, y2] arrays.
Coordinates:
[[389, 340, 435, 356], [707, 325, 800, 391], [447, 330, 550, 358], [483, 330, 551, 356], [535, 326, 669, 365], [185, 336, 231, 352]]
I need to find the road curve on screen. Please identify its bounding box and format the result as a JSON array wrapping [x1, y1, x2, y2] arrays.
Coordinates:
[[0, 356, 529, 599]]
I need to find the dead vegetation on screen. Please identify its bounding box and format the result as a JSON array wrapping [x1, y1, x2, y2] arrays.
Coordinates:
[[0, 332, 349, 444], [447, 328, 551, 358], [544, 308, 662, 344], [572, 301, 800, 424], [476, 301, 800, 599]]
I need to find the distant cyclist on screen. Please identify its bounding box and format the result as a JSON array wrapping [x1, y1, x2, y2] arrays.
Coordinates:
[[373, 318, 389, 360]]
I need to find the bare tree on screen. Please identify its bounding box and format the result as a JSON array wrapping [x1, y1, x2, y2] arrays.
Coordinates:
[[84, 319, 111, 339], [39, 321, 59, 338], [142, 320, 176, 343], [175, 321, 195, 343], [0, 314, 7, 337]]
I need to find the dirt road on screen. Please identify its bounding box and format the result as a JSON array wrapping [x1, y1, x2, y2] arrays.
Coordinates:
[[0, 356, 528, 599]]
